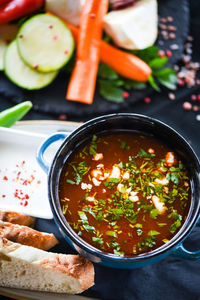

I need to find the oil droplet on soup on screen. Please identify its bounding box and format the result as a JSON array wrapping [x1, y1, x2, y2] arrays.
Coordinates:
[[59, 132, 191, 256]]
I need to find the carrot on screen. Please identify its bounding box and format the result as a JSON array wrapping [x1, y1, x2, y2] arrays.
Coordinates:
[[61, 21, 151, 82], [66, 0, 109, 104]]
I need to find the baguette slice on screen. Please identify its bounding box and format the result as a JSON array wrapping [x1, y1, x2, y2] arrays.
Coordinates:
[[0, 221, 58, 250], [0, 210, 35, 227], [0, 237, 94, 294]]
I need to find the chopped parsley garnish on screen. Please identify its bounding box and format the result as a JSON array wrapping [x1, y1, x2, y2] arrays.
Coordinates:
[[89, 135, 98, 155]]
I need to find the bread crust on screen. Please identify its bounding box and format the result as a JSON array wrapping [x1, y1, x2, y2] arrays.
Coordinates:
[[0, 221, 58, 250], [0, 210, 35, 227], [40, 255, 94, 291], [0, 237, 94, 293]]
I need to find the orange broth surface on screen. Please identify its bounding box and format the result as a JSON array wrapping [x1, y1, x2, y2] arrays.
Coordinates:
[[59, 132, 191, 256]]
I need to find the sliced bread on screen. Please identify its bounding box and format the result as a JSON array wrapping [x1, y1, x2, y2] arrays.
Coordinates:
[[0, 237, 94, 294], [0, 221, 58, 250], [0, 210, 35, 227]]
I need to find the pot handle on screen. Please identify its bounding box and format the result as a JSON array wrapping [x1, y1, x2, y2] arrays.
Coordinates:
[[172, 243, 200, 260], [172, 217, 200, 260], [36, 132, 69, 173]]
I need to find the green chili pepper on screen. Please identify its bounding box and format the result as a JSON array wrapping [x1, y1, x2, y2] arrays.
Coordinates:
[[0, 101, 32, 127]]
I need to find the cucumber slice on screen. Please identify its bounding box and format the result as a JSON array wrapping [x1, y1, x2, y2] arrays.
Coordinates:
[[4, 40, 58, 90], [0, 24, 19, 71], [17, 14, 74, 72]]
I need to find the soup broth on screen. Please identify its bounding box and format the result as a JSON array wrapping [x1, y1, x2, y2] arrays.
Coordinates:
[[59, 132, 191, 256]]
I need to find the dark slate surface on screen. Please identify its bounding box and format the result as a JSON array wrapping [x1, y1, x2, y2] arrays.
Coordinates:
[[0, 0, 189, 116], [1, 0, 200, 300]]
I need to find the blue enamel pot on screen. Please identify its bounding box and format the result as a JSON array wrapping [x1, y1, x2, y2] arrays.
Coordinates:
[[37, 113, 200, 269]]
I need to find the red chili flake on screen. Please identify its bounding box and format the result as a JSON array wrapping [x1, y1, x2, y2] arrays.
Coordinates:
[[20, 202, 23, 206], [2, 195, 6, 198], [64, 50, 69, 54], [25, 194, 29, 199], [144, 97, 151, 104], [3, 176, 8, 181], [59, 114, 67, 120], [24, 200, 28, 207], [178, 79, 185, 87], [37, 180, 41, 184], [123, 91, 130, 98], [183, 102, 192, 110], [49, 24, 53, 29], [53, 35, 58, 40], [22, 180, 28, 186], [197, 95, 200, 102], [165, 50, 172, 58]]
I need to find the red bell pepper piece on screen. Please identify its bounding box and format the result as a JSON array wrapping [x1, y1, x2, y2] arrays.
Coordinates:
[[0, 0, 45, 25], [0, 0, 10, 5]]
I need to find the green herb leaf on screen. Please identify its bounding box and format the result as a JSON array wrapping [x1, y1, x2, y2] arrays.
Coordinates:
[[148, 75, 161, 92], [120, 140, 130, 150], [113, 249, 125, 256], [148, 230, 160, 236], [154, 69, 178, 90], [89, 135, 97, 155], [106, 230, 118, 238], [78, 211, 87, 221], [99, 80, 124, 103], [66, 179, 76, 185], [83, 207, 96, 219], [130, 46, 159, 63], [98, 63, 119, 80], [149, 57, 168, 69], [83, 224, 95, 233], [150, 209, 160, 219], [171, 173, 179, 185], [92, 237, 104, 244], [137, 228, 143, 236]]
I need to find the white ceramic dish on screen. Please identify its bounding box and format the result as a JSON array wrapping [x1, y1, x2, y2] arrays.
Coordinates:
[[0, 120, 79, 219]]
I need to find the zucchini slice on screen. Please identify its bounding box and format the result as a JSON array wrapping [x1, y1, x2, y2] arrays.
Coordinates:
[[4, 40, 58, 90], [17, 14, 74, 72], [0, 24, 19, 71]]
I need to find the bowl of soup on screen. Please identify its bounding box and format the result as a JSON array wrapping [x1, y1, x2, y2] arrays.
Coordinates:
[[37, 114, 200, 268]]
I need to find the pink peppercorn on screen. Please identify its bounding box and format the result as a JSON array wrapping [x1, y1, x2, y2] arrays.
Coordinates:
[[183, 102, 192, 110], [165, 50, 172, 57], [193, 105, 199, 112], [158, 50, 165, 58], [197, 95, 200, 101], [178, 79, 185, 87], [191, 94, 197, 101], [123, 91, 130, 98], [144, 97, 151, 104], [59, 114, 67, 120]]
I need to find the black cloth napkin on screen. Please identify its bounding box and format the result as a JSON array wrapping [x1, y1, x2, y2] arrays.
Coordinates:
[[0, 1, 200, 300]]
